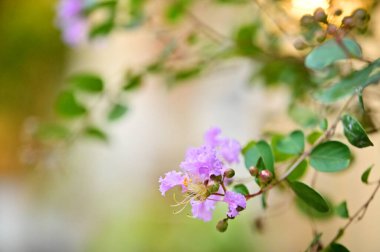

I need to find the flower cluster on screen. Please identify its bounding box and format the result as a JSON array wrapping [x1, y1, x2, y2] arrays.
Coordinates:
[[56, 0, 88, 46], [159, 127, 246, 222]]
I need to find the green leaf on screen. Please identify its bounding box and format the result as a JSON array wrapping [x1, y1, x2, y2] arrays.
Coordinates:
[[289, 105, 319, 128], [335, 201, 349, 219], [108, 103, 128, 121], [233, 184, 249, 196], [324, 243, 350, 252], [287, 160, 308, 181], [234, 23, 262, 57], [295, 197, 333, 219], [289, 181, 329, 212], [307, 131, 323, 145], [341, 114, 373, 148], [310, 141, 351, 172], [69, 74, 104, 93], [165, 0, 190, 22], [271, 135, 293, 162], [83, 126, 108, 142], [244, 140, 275, 174], [361, 165, 373, 184], [55, 90, 87, 118], [171, 67, 202, 82], [305, 38, 362, 71], [358, 89, 365, 112], [319, 118, 328, 131], [124, 73, 142, 91], [261, 192, 267, 209], [89, 20, 114, 38], [276, 130, 305, 155], [315, 59, 380, 103]]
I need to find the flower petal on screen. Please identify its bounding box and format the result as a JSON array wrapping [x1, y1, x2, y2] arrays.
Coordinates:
[[190, 199, 216, 222], [159, 171, 185, 196], [224, 191, 246, 218]]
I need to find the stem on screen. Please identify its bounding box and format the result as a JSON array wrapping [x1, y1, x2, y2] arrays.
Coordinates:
[[245, 95, 355, 200], [329, 178, 380, 245]]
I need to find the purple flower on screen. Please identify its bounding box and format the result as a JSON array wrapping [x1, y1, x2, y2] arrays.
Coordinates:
[[204, 127, 241, 164], [190, 199, 216, 222], [56, 0, 87, 46], [224, 191, 247, 218], [159, 171, 186, 196]]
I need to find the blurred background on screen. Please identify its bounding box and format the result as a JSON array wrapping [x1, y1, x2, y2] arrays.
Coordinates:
[[1, 0, 380, 251]]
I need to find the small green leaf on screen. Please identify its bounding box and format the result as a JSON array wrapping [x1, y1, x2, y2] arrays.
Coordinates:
[[319, 118, 328, 131], [124, 73, 142, 91], [276, 130, 305, 155], [310, 141, 351, 172], [244, 140, 275, 174], [287, 160, 308, 181], [233, 184, 249, 196], [89, 20, 114, 38], [55, 90, 87, 118], [271, 135, 293, 162], [307, 131, 323, 145], [83, 126, 108, 142], [261, 192, 267, 209], [341, 114, 373, 148], [305, 38, 362, 71], [289, 181, 329, 212], [335, 201, 349, 219], [108, 104, 128, 121], [289, 105, 319, 128], [324, 243, 350, 252], [69, 74, 104, 93], [171, 67, 202, 82], [165, 0, 190, 22], [358, 89, 365, 112], [295, 197, 333, 219], [361, 165, 373, 184]]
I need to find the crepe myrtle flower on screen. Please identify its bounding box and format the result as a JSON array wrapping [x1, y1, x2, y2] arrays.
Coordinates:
[[56, 0, 88, 46], [159, 127, 246, 222]]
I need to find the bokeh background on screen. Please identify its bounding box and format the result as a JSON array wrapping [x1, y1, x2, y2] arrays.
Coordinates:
[[1, 0, 380, 251]]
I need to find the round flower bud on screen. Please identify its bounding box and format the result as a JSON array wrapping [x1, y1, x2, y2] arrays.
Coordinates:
[[342, 16, 355, 29], [210, 174, 222, 182], [300, 14, 315, 27], [353, 8, 368, 21], [249, 166, 259, 177], [224, 169, 235, 178], [207, 183, 220, 194], [334, 9, 343, 16], [259, 170, 273, 183], [293, 38, 308, 50], [315, 30, 326, 43], [327, 24, 338, 35], [313, 8, 327, 23], [216, 219, 228, 232]]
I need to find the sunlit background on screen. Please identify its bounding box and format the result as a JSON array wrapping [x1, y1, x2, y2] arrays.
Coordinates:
[[1, 0, 380, 251]]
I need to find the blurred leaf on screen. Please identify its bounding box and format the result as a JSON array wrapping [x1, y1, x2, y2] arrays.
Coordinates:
[[271, 134, 293, 162], [315, 59, 380, 103], [125, 0, 146, 28], [84, 0, 117, 15], [358, 89, 365, 112], [307, 131, 323, 145], [287, 160, 308, 181], [319, 118, 328, 131], [165, 0, 190, 22], [70, 74, 104, 93], [89, 20, 114, 38], [335, 201, 349, 219], [261, 192, 267, 209], [305, 38, 362, 71], [170, 67, 202, 84], [361, 165, 373, 184], [124, 73, 142, 91], [289, 105, 319, 128], [310, 141, 351, 172], [276, 130, 305, 155], [244, 140, 274, 174], [234, 23, 261, 57], [295, 197, 333, 219], [233, 184, 249, 196], [341, 114, 373, 148], [36, 123, 70, 140], [55, 90, 87, 118], [289, 181, 329, 213], [324, 243, 350, 252], [108, 103, 128, 121], [84, 126, 108, 142]]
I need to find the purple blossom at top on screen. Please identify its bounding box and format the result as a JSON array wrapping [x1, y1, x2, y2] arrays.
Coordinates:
[[224, 191, 247, 218], [204, 127, 241, 164], [159, 127, 243, 222], [56, 0, 87, 46]]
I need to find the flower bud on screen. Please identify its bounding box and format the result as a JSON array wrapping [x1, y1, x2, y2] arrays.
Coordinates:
[[293, 38, 308, 50], [300, 14, 315, 27], [207, 183, 220, 194], [216, 219, 228, 232], [313, 8, 327, 23], [353, 8, 368, 21], [259, 170, 273, 183], [342, 16, 355, 29], [315, 30, 326, 43], [210, 174, 222, 182], [249, 166, 259, 177], [224, 169, 235, 178], [334, 9, 343, 16], [327, 24, 338, 35]]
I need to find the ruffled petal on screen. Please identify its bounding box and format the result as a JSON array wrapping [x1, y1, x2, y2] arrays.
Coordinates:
[[224, 191, 246, 218], [159, 171, 185, 196], [190, 199, 216, 222]]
